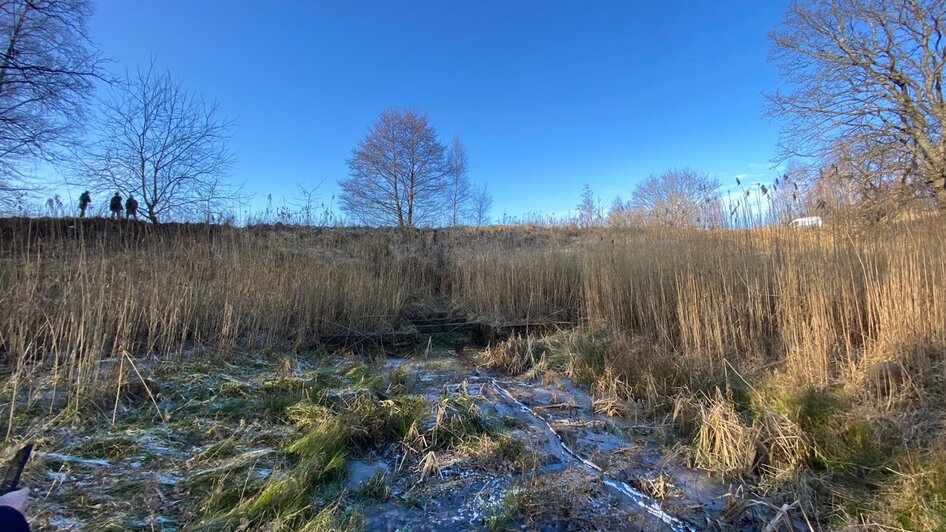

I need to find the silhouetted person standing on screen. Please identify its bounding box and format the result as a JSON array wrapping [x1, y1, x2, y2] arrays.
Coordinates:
[[78, 191, 91, 218], [125, 196, 139, 220], [109, 192, 123, 219]]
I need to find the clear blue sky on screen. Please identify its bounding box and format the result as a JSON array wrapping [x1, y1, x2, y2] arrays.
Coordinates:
[[89, 0, 789, 221]]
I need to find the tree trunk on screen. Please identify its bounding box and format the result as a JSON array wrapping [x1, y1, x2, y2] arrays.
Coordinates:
[[934, 175, 946, 210]]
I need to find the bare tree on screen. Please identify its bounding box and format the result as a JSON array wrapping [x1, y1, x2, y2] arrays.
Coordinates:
[[811, 136, 924, 221], [471, 182, 493, 226], [290, 182, 324, 226], [0, 0, 101, 198], [446, 135, 471, 226], [576, 184, 601, 228], [340, 109, 450, 227], [89, 62, 236, 224], [629, 168, 721, 227], [606, 195, 635, 227], [769, 0, 946, 208]]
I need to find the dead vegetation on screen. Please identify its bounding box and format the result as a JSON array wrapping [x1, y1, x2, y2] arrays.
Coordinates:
[[1, 215, 945, 528], [7, 348, 551, 530]]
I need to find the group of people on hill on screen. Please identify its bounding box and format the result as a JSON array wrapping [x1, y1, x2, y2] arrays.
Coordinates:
[[77, 191, 139, 220]]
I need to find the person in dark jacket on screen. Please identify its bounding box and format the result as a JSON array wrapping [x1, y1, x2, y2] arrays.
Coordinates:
[[125, 195, 139, 220], [0, 487, 30, 531], [78, 191, 91, 218], [109, 192, 123, 220]]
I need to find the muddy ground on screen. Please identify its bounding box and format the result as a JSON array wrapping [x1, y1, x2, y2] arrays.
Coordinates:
[[9, 339, 794, 531]]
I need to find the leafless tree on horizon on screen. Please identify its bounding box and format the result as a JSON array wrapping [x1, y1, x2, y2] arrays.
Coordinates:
[[576, 184, 602, 228], [87, 60, 237, 224], [471, 182, 493, 226], [446, 135, 471, 226], [290, 181, 325, 226], [628, 168, 721, 227], [339, 108, 450, 227], [606, 194, 636, 227]]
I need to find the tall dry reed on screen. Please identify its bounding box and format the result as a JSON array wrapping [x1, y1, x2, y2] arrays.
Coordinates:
[[4, 215, 946, 443], [0, 220, 435, 427], [450, 220, 946, 391]]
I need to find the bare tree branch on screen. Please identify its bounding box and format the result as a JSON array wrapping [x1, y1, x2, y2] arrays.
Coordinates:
[[769, 0, 946, 207], [0, 0, 103, 200]]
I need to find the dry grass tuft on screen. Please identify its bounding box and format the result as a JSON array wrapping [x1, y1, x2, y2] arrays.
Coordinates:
[[752, 405, 811, 483], [416, 450, 441, 480], [693, 391, 760, 477], [591, 366, 633, 417], [482, 334, 540, 374]]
